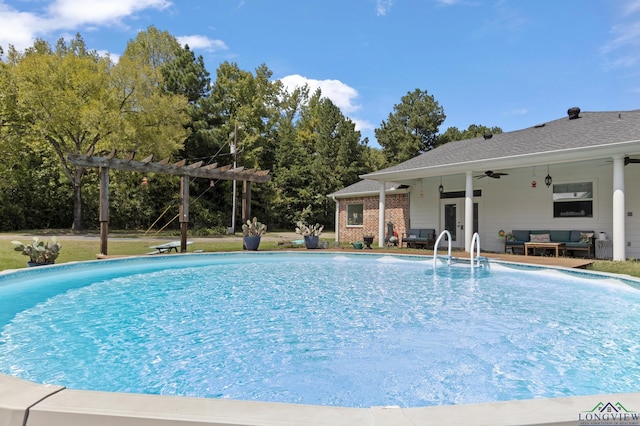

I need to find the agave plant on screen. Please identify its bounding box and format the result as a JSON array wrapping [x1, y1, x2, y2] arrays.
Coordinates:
[[12, 237, 62, 264]]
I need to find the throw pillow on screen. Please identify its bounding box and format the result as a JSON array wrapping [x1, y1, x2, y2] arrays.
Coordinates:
[[579, 232, 594, 243], [529, 233, 550, 243]]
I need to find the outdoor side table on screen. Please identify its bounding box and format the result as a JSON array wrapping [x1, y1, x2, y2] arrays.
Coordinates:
[[595, 239, 613, 260]]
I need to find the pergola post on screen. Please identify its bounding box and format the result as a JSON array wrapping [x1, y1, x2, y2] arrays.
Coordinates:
[[242, 180, 251, 224], [180, 175, 190, 252], [99, 167, 109, 255]]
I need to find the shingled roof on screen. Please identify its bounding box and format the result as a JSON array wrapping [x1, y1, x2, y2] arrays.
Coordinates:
[[363, 109, 640, 182], [328, 180, 409, 198]]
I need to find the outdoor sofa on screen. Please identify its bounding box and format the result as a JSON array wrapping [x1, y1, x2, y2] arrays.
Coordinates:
[[505, 230, 595, 257], [402, 228, 436, 249]]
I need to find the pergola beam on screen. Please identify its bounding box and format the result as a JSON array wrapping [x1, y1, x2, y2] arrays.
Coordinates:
[[67, 153, 270, 183]]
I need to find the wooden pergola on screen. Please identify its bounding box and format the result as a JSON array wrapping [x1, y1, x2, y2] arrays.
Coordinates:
[[67, 151, 271, 255]]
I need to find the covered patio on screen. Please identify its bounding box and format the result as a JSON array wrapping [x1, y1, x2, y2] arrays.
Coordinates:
[[361, 108, 640, 261]]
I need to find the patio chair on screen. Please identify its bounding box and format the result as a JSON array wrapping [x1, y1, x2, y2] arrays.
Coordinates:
[[385, 222, 399, 247]]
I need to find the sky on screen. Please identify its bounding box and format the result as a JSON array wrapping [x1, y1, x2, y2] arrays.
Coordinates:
[[0, 0, 639, 147]]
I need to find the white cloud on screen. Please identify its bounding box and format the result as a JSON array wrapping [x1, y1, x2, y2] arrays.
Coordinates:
[[624, 0, 640, 15], [600, 1, 640, 69], [504, 108, 528, 116], [0, 3, 47, 50], [601, 21, 640, 54], [95, 49, 119, 62], [375, 0, 393, 16], [46, 0, 171, 28], [352, 118, 375, 134], [176, 35, 227, 52], [0, 0, 170, 51], [279, 74, 361, 114]]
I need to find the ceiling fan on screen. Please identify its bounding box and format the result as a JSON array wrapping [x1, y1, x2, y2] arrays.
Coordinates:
[[474, 170, 509, 179]]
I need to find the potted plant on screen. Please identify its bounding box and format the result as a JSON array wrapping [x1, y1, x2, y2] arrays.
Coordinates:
[[242, 217, 267, 250], [12, 237, 62, 266], [295, 220, 324, 249]]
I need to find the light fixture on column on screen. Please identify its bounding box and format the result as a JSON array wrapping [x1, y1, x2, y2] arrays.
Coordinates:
[[545, 165, 552, 188], [438, 176, 444, 193]]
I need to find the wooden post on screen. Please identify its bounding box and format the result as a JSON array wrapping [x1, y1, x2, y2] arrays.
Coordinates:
[[179, 175, 189, 252], [99, 167, 109, 255], [242, 180, 251, 224]]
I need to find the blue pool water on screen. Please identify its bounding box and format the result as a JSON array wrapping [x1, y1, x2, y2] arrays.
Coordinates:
[[1, 252, 640, 408]]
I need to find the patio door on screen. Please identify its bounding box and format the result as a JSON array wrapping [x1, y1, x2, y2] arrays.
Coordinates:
[[440, 200, 478, 249]]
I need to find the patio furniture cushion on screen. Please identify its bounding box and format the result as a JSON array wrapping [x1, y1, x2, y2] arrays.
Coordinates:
[[529, 233, 550, 243], [512, 230, 530, 242], [550, 230, 571, 242]]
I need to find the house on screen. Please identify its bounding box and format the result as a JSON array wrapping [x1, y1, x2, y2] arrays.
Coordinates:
[[330, 108, 640, 260]]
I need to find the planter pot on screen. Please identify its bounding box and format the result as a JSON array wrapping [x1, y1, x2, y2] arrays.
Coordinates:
[[304, 236, 319, 249], [598, 232, 607, 241], [243, 235, 261, 251], [27, 261, 54, 267]]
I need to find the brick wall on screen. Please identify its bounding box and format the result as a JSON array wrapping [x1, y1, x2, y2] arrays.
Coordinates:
[[337, 193, 409, 245]]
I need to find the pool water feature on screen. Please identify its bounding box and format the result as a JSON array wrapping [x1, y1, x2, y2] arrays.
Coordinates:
[[1, 252, 639, 409]]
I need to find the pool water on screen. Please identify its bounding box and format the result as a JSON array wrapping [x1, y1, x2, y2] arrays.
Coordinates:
[[1, 253, 640, 408]]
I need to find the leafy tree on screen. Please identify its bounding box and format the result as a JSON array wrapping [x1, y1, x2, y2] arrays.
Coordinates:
[[6, 31, 190, 230], [201, 62, 282, 229], [437, 124, 503, 144], [375, 88, 445, 165], [271, 89, 368, 227]]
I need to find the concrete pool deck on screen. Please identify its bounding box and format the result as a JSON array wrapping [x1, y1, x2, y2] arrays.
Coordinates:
[[2, 375, 640, 426]]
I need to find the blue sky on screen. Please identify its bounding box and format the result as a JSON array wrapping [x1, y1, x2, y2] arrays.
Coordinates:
[[1, 0, 639, 147]]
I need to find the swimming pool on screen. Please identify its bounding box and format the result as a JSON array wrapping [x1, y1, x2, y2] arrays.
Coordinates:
[[1, 252, 639, 409]]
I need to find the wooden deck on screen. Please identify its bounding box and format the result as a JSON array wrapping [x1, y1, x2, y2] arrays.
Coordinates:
[[341, 247, 595, 269]]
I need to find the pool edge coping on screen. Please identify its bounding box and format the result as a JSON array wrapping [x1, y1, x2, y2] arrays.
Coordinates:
[[3, 375, 640, 426]]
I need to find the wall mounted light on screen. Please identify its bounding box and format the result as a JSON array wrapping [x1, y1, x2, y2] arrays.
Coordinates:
[[438, 176, 444, 193], [545, 165, 553, 188]]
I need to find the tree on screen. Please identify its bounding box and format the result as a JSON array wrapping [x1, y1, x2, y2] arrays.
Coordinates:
[[437, 124, 503, 144], [8, 31, 190, 230], [375, 89, 445, 165], [271, 89, 368, 227]]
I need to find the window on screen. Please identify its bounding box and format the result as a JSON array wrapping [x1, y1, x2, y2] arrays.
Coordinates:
[[553, 182, 593, 218], [347, 204, 363, 226]]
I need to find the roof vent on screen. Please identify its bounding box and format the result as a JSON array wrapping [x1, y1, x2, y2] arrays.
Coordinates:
[[567, 107, 581, 120], [483, 133, 492, 140]]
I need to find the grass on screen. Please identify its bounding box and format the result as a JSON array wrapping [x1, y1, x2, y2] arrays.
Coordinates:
[[2, 232, 640, 279], [586, 259, 640, 278]]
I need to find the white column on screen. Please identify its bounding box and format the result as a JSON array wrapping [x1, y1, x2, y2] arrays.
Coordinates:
[[612, 156, 626, 261], [379, 182, 386, 248], [333, 197, 339, 244], [465, 171, 473, 252]]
